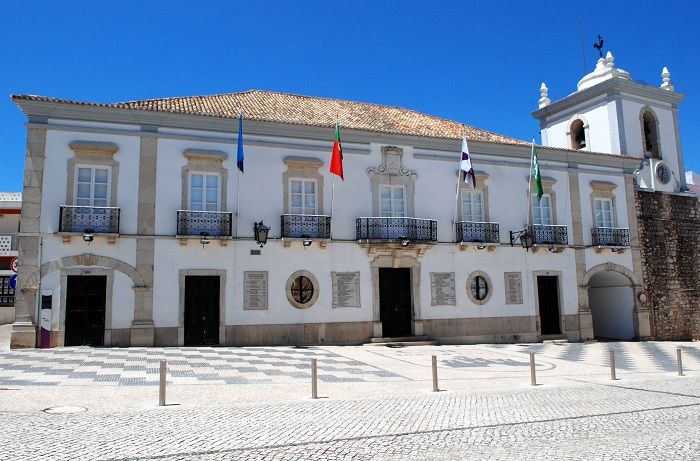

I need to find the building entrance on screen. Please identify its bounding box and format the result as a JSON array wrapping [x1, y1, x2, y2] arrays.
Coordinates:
[[65, 275, 107, 346], [184, 276, 220, 346], [588, 271, 635, 340], [378, 268, 412, 337], [537, 275, 561, 335]]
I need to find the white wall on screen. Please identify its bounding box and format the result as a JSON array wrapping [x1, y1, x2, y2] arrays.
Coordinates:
[[541, 97, 618, 154], [41, 126, 141, 235]]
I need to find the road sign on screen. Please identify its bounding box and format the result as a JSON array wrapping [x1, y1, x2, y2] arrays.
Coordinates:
[[9, 274, 17, 290], [10, 257, 18, 273]]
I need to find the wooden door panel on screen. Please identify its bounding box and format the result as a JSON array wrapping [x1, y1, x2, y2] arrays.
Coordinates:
[[379, 268, 412, 338], [537, 276, 561, 335], [65, 275, 106, 346], [184, 276, 220, 346]]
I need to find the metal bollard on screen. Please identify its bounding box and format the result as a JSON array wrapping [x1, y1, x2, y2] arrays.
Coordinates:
[[677, 347, 684, 376], [159, 360, 167, 406], [431, 355, 439, 392], [529, 352, 536, 386], [311, 358, 318, 399], [609, 349, 616, 380]]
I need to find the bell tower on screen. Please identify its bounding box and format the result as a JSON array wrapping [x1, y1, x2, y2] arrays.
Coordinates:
[[532, 51, 687, 193]]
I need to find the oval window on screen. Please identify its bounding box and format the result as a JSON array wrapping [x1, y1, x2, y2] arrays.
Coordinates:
[[291, 275, 314, 304]]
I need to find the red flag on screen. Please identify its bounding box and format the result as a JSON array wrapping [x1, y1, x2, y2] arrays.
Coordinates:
[[330, 122, 344, 180]]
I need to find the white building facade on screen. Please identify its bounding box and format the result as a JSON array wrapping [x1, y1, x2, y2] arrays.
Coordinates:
[[10, 53, 687, 348]]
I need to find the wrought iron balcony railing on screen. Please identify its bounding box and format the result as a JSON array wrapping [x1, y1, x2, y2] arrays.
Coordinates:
[[456, 221, 500, 244], [528, 224, 568, 245], [59, 206, 120, 234], [592, 227, 630, 247], [177, 210, 233, 237], [356, 217, 438, 242], [281, 214, 331, 239]]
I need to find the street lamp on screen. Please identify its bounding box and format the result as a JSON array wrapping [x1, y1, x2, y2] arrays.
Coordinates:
[[509, 229, 533, 251], [254, 221, 270, 247]]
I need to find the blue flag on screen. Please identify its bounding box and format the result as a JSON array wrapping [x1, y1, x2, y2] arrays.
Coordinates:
[[237, 113, 244, 173]]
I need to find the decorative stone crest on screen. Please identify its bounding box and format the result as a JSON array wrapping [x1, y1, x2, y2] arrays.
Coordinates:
[[367, 146, 417, 179]]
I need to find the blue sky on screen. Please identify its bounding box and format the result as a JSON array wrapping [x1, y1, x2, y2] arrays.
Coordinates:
[[1, 1, 698, 191]]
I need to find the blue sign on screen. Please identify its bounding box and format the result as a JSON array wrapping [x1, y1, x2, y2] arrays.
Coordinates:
[[9, 274, 17, 291]]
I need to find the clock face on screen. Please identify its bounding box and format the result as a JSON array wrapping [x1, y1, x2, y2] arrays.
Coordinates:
[[656, 163, 671, 184]]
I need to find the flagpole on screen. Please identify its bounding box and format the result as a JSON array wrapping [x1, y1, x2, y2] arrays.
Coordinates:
[[453, 136, 464, 244], [236, 111, 243, 238], [236, 169, 240, 237], [526, 138, 535, 229]]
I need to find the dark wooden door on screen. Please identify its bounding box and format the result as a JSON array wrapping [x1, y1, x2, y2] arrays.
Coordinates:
[[379, 268, 412, 338], [184, 276, 220, 346], [537, 276, 561, 335], [65, 275, 106, 346]]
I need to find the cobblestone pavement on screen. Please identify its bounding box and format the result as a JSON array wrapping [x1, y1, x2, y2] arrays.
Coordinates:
[[1, 377, 699, 460], [1, 340, 699, 459]]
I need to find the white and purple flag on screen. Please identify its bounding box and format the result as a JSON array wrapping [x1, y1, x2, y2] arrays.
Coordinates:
[[460, 137, 476, 188]]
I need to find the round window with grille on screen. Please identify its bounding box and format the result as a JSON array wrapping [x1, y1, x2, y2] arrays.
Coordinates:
[[286, 270, 319, 309]]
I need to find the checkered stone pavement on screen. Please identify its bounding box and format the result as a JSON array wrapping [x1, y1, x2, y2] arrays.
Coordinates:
[[0, 346, 403, 387]]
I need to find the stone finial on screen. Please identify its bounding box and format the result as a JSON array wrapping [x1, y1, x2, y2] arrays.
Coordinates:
[[605, 51, 614, 67], [661, 66, 675, 91], [539, 82, 551, 108]]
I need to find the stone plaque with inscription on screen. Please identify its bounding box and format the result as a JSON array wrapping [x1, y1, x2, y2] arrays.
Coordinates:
[[430, 272, 456, 306], [332, 271, 360, 308], [244, 271, 268, 310], [504, 272, 523, 304]]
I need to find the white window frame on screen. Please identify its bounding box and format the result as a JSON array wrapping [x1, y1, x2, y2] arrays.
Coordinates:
[[74, 165, 112, 207], [461, 190, 484, 222], [288, 178, 318, 215], [532, 194, 553, 226], [594, 198, 614, 228], [379, 185, 407, 217], [189, 171, 221, 212]]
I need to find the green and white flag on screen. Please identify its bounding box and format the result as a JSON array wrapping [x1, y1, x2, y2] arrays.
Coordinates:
[[531, 142, 543, 201]]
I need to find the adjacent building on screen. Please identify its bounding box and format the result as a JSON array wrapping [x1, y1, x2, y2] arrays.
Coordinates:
[[9, 51, 697, 348], [0, 192, 20, 325]]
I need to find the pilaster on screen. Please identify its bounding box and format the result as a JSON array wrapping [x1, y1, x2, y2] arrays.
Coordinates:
[[131, 132, 157, 346], [569, 167, 594, 340], [11, 125, 47, 348]]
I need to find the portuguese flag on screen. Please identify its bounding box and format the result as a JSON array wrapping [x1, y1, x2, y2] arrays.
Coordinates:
[[330, 122, 344, 180]]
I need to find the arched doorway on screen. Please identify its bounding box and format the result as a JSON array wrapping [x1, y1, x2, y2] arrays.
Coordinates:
[[588, 271, 635, 340]]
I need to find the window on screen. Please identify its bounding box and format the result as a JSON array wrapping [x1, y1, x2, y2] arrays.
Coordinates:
[[461, 190, 484, 222], [466, 271, 492, 305], [285, 270, 319, 309], [471, 276, 488, 301], [380, 185, 406, 217], [189, 173, 220, 211], [291, 276, 314, 304], [594, 198, 614, 228], [532, 195, 552, 226], [289, 179, 317, 215], [0, 276, 14, 307], [642, 110, 660, 159], [75, 166, 110, 207], [570, 119, 587, 150]]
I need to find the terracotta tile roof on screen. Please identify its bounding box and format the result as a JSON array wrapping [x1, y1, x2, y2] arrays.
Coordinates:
[[12, 90, 529, 146]]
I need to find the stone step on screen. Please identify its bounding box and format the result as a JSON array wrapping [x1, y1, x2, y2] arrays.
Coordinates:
[[365, 336, 438, 347]]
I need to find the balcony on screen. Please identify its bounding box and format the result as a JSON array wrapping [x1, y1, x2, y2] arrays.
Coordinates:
[[177, 210, 233, 237], [0, 235, 17, 257], [592, 227, 630, 247], [281, 214, 331, 239], [456, 221, 500, 245], [356, 217, 437, 242], [59, 206, 120, 234], [528, 224, 568, 246]]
